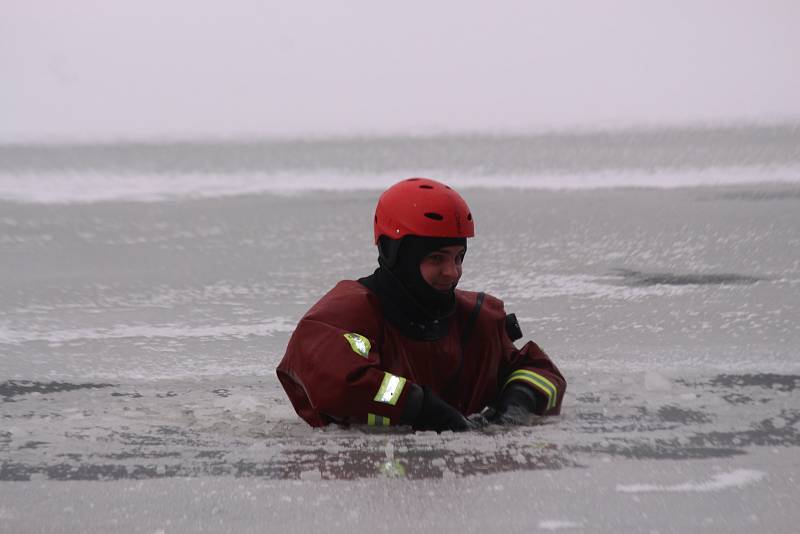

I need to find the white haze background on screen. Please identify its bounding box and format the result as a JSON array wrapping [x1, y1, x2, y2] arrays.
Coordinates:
[[2, 0, 800, 142]]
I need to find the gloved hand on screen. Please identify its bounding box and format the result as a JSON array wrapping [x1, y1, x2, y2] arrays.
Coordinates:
[[487, 383, 538, 425], [403, 384, 471, 432]]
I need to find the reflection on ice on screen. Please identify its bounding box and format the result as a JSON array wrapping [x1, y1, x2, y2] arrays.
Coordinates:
[[611, 268, 763, 286], [0, 380, 114, 400], [616, 468, 766, 493]]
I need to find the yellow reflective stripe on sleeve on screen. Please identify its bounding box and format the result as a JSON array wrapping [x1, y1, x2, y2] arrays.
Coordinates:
[[373, 372, 406, 406], [503, 369, 558, 410], [367, 413, 390, 426]]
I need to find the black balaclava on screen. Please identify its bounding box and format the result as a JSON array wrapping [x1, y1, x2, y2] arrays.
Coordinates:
[[359, 235, 466, 340], [386, 235, 466, 314]]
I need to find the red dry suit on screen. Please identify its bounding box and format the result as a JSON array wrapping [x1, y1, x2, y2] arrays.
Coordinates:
[[276, 280, 565, 427]]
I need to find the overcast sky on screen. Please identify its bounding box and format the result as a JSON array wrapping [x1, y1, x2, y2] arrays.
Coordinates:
[[2, 1, 799, 142]]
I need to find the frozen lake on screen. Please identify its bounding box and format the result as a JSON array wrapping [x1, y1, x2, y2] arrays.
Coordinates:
[[2, 127, 800, 532]]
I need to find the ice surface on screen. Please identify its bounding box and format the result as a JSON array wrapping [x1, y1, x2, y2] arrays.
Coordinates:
[[2, 175, 800, 531], [2, 124, 799, 204], [0, 450, 796, 533]]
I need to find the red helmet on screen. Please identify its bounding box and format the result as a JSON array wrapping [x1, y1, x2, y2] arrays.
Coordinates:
[[374, 178, 475, 243]]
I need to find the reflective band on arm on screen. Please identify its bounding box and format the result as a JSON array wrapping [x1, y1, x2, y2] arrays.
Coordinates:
[[373, 372, 407, 406], [503, 369, 558, 410], [368, 413, 391, 426]]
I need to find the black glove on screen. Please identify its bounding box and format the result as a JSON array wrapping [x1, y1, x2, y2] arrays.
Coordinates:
[[487, 383, 538, 425], [402, 384, 471, 432]]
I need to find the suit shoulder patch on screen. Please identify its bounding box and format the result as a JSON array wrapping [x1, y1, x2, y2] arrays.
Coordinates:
[[343, 332, 371, 357]]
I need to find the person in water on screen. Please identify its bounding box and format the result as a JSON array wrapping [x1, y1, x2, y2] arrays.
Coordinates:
[[276, 178, 565, 431]]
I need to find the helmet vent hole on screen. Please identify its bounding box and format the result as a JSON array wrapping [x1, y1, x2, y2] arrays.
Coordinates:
[[419, 185, 434, 189], [467, 212, 472, 221], [424, 212, 444, 221]]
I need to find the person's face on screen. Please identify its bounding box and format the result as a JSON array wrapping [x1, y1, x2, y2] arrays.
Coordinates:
[[419, 245, 466, 291]]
